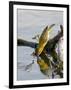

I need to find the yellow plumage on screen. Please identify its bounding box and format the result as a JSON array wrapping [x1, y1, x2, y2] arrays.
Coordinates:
[[35, 24, 55, 55], [37, 59, 49, 71]]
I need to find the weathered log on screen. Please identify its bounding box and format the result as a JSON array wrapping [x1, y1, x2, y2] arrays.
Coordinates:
[[17, 39, 37, 48]]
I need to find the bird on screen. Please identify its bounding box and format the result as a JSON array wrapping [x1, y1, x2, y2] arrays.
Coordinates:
[[35, 24, 55, 56]]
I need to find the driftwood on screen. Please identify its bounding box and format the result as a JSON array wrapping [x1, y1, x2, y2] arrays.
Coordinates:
[[18, 39, 37, 48]]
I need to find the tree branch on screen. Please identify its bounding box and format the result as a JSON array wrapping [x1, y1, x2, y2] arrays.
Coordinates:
[[44, 25, 63, 51], [17, 39, 37, 48]]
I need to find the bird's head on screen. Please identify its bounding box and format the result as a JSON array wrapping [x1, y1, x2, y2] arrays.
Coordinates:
[[48, 24, 55, 33]]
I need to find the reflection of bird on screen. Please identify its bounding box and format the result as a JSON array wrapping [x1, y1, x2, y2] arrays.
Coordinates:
[[37, 58, 50, 77], [37, 58, 49, 71], [35, 24, 55, 56]]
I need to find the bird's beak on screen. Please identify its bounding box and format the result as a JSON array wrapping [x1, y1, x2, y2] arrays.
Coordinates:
[[48, 24, 55, 32]]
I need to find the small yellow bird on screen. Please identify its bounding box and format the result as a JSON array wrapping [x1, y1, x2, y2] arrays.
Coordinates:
[[35, 24, 55, 56]]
